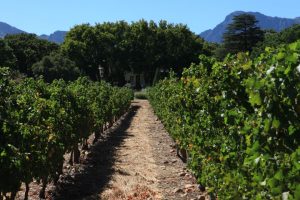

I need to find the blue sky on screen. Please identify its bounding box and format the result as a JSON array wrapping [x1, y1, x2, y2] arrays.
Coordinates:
[[0, 0, 299, 35]]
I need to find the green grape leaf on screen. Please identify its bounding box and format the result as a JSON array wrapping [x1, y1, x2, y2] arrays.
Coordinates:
[[272, 119, 280, 129], [276, 52, 285, 60], [249, 92, 262, 106], [274, 170, 283, 181], [0, 150, 7, 157], [288, 125, 296, 135], [286, 53, 298, 64]]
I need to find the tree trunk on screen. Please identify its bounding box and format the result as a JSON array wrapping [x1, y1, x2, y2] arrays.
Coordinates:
[[93, 131, 99, 144], [10, 190, 17, 200], [109, 120, 113, 128], [24, 182, 29, 200], [39, 178, 47, 199], [176, 146, 188, 163], [103, 123, 107, 131], [73, 145, 80, 164], [69, 150, 74, 165], [54, 162, 63, 185], [82, 139, 88, 150]]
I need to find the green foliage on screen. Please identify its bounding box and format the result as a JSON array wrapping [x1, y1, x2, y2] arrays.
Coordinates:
[[32, 52, 81, 82], [222, 14, 264, 56], [0, 67, 22, 194], [62, 20, 208, 83], [0, 39, 16, 68], [148, 40, 300, 199], [0, 69, 133, 197], [252, 24, 300, 58], [213, 44, 228, 61], [4, 33, 59, 76], [280, 24, 300, 43]]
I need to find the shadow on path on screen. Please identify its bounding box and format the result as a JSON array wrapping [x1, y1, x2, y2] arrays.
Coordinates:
[[53, 105, 140, 200]]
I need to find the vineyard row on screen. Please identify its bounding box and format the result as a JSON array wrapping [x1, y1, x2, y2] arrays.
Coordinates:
[[0, 69, 133, 199], [148, 41, 300, 199]]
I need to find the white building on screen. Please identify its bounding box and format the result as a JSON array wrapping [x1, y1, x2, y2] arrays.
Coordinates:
[[124, 71, 145, 89]]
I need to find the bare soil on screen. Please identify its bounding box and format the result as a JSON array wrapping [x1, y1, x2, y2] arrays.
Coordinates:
[[16, 100, 208, 200]]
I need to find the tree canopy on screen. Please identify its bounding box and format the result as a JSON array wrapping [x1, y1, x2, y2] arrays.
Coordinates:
[[0, 39, 16, 68], [251, 24, 300, 57], [223, 14, 264, 54], [0, 21, 214, 84], [62, 20, 210, 84], [4, 33, 59, 76], [32, 52, 81, 82]]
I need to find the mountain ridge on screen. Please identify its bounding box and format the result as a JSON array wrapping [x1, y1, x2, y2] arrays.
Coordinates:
[[39, 31, 67, 44], [2, 12, 300, 44], [0, 21, 66, 44], [0, 21, 25, 38], [200, 11, 300, 43]]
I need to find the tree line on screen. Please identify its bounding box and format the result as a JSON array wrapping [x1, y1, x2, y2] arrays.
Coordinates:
[[1, 16, 299, 84], [213, 14, 300, 60], [0, 20, 212, 85]]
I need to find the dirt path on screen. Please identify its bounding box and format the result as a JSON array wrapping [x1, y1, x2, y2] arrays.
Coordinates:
[[99, 100, 206, 200], [17, 100, 207, 200]]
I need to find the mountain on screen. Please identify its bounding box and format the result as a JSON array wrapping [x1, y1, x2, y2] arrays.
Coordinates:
[[0, 22, 25, 38], [0, 21, 66, 43], [200, 11, 300, 43], [39, 31, 67, 44]]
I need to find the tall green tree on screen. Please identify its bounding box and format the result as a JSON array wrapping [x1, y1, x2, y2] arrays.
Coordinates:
[[279, 24, 300, 43], [32, 52, 81, 82], [251, 24, 300, 58], [223, 14, 264, 54], [61, 23, 117, 80], [0, 39, 16, 68], [4, 34, 59, 76], [62, 20, 209, 84]]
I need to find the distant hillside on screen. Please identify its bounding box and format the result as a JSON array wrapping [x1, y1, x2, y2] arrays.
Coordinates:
[[200, 11, 300, 43], [0, 22, 25, 38], [39, 31, 67, 44], [0, 21, 66, 43]]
